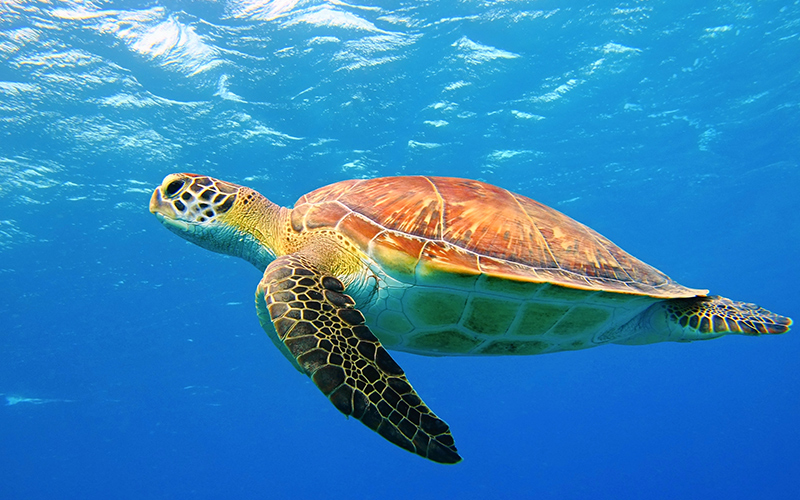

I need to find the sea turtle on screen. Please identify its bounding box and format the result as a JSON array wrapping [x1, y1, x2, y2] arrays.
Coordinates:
[[149, 174, 791, 464]]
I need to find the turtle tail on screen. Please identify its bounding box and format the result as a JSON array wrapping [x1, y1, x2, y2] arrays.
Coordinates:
[[656, 295, 791, 341]]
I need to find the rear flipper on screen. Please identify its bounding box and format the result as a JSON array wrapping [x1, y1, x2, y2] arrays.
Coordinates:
[[619, 295, 791, 345]]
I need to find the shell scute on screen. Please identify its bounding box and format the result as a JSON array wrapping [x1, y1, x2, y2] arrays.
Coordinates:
[[416, 241, 480, 288], [305, 201, 351, 229], [406, 330, 481, 353], [340, 177, 442, 239], [369, 231, 425, 277], [338, 213, 383, 250], [462, 297, 520, 336], [550, 307, 612, 337], [478, 255, 542, 283], [404, 288, 467, 326], [513, 302, 570, 337], [438, 180, 558, 268]]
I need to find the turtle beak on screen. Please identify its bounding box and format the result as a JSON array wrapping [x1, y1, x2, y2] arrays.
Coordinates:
[[149, 187, 172, 216], [150, 184, 191, 232], [149, 187, 162, 214]]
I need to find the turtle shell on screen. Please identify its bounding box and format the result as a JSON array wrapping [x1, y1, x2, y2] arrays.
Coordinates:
[[293, 176, 705, 299]]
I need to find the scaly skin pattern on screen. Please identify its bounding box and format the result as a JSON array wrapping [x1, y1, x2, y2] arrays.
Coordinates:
[[258, 253, 460, 463], [661, 296, 791, 337], [149, 173, 792, 462]]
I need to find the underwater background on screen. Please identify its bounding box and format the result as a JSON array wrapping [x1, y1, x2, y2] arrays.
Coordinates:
[[1, 0, 798, 498]]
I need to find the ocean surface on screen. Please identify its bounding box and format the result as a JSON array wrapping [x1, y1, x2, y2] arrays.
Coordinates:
[[1, 1, 798, 498]]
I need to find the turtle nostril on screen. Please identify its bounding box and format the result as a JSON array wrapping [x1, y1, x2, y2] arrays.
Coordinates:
[[165, 179, 185, 197]]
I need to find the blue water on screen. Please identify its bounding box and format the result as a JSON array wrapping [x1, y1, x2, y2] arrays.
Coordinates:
[[1, 1, 798, 498]]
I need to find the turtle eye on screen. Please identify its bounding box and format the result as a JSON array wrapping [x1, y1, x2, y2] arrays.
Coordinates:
[[165, 179, 185, 198]]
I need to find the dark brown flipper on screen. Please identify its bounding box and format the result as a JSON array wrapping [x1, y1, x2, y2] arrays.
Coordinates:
[[256, 253, 461, 464]]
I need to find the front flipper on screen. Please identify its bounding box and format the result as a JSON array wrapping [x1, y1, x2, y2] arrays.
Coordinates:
[[255, 253, 461, 464]]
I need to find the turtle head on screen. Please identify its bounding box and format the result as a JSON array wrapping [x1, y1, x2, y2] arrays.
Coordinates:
[[150, 173, 281, 269]]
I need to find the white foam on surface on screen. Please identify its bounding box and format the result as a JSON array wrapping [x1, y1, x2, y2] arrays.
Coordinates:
[[451, 36, 520, 65]]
